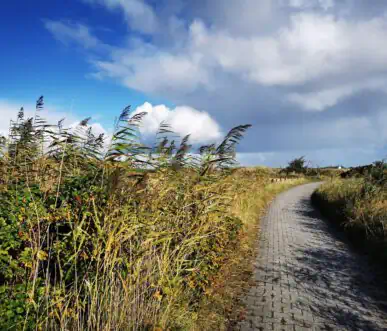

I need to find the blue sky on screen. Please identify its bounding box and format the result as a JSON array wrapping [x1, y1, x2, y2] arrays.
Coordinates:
[[1, 0, 386, 167], [0, 1, 170, 119]]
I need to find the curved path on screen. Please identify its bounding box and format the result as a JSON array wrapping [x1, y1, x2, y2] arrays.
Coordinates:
[[238, 182, 387, 331]]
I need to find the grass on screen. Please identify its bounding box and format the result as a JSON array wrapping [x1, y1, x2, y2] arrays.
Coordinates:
[[0, 96, 316, 330], [0, 97, 253, 330], [312, 167, 387, 266], [196, 172, 311, 330]]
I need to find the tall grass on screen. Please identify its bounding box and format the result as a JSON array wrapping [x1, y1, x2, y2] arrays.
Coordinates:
[[195, 169, 310, 329], [312, 163, 387, 264], [0, 97, 255, 330], [0, 96, 316, 330]]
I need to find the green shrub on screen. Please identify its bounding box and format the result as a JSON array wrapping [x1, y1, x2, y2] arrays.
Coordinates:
[[284, 156, 308, 174]]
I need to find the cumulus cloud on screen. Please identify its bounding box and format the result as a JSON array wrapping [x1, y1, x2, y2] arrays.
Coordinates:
[[93, 47, 211, 94], [133, 102, 222, 144], [44, 3, 387, 104], [44, 0, 387, 165], [79, 11, 387, 107]]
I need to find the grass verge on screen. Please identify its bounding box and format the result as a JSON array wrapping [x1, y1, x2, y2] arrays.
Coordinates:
[[312, 178, 387, 267], [196, 174, 311, 330]]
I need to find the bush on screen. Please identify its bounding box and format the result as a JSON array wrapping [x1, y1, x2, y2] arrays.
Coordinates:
[[283, 156, 308, 175], [340, 161, 387, 184]]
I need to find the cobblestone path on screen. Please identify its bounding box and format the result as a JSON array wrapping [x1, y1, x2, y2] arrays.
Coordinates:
[[237, 182, 387, 331]]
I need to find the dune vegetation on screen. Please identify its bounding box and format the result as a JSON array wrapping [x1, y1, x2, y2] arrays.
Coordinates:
[[0, 97, 315, 330], [312, 162, 387, 265]]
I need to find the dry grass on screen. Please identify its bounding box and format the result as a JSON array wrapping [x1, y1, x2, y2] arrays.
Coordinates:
[[196, 173, 311, 330], [0, 97, 317, 330], [312, 177, 387, 265]]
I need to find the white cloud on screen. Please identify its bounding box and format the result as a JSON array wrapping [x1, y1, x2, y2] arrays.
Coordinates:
[[44, 20, 102, 49], [186, 13, 387, 87], [44, 4, 387, 109], [133, 102, 222, 143], [69, 121, 108, 136], [288, 78, 387, 111], [199, 0, 275, 36], [94, 48, 211, 94], [0, 100, 75, 136], [89, 122, 108, 136], [43, 1, 387, 166], [78, 10, 387, 111], [83, 0, 159, 34], [288, 0, 334, 10]]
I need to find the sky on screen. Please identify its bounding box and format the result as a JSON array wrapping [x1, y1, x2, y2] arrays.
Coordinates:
[[1, 0, 386, 167]]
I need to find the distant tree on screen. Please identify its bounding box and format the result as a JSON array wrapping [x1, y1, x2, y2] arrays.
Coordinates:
[[285, 156, 308, 174]]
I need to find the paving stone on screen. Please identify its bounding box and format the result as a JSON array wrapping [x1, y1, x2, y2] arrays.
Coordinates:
[[236, 183, 387, 330], [239, 321, 254, 331], [272, 324, 295, 331]]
